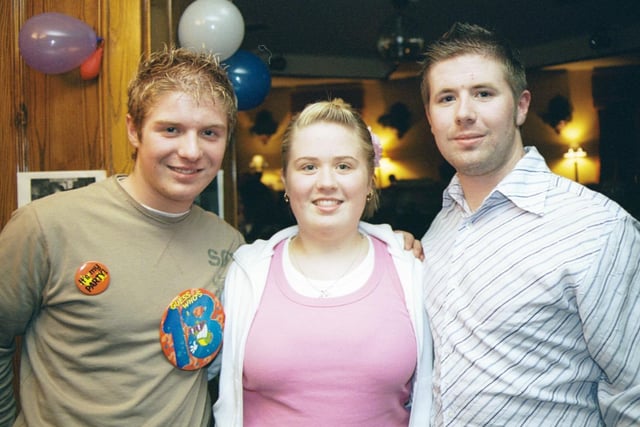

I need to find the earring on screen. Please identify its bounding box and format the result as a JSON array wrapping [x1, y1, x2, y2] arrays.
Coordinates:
[[366, 192, 372, 202], [284, 193, 290, 203]]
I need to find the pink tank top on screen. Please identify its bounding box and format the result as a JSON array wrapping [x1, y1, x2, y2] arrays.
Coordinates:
[[243, 237, 417, 426]]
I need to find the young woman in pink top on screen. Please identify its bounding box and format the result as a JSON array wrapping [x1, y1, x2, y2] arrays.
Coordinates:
[[214, 99, 432, 426]]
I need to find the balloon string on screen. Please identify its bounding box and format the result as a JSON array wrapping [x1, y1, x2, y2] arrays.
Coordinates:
[[258, 45, 273, 64]]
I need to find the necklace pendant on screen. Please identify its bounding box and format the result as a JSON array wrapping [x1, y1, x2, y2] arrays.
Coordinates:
[[319, 289, 329, 298]]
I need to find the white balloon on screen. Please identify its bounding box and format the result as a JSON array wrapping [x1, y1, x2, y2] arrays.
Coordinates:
[[178, 0, 245, 61]]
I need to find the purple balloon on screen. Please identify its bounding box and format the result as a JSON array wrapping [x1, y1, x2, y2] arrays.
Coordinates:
[[19, 13, 97, 74]]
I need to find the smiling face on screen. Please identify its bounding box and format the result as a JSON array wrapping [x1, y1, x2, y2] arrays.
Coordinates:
[[282, 122, 372, 237], [425, 54, 531, 188], [124, 91, 228, 213]]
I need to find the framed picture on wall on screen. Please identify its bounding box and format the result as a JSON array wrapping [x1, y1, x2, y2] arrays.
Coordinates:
[[17, 170, 107, 208]]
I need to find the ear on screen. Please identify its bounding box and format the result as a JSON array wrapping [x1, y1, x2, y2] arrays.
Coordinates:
[[280, 168, 287, 191], [424, 105, 433, 127], [516, 90, 531, 127], [125, 114, 141, 149]]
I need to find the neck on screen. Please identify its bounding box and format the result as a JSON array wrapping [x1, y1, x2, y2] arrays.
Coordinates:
[[457, 175, 496, 211], [458, 144, 525, 211], [295, 227, 362, 253], [290, 231, 366, 280], [119, 174, 192, 214]]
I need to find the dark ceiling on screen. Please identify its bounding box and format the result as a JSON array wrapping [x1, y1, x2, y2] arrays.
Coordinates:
[[232, 0, 640, 80]]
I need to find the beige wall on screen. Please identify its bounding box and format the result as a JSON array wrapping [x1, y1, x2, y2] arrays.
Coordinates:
[[234, 78, 443, 191], [235, 68, 604, 192]]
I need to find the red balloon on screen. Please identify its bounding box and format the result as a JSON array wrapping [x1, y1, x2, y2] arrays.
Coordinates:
[[80, 45, 104, 80], [19, 13, 97, 74]]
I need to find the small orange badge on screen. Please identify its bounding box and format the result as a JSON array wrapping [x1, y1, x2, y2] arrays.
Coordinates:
[[75, 261, 110, 295]]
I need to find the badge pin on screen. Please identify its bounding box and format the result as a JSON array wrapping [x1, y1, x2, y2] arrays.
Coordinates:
[[74, 261, 110, 295], [159, 288, 225, 370]]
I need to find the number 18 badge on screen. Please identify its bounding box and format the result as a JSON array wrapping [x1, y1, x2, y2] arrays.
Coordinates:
[[159, 288, 225, 370]]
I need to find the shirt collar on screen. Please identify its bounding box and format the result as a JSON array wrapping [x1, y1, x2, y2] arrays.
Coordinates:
[[444, 146, 552, 216]]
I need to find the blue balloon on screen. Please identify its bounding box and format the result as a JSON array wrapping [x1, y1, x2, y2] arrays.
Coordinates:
[[223, 50, 271, 111]]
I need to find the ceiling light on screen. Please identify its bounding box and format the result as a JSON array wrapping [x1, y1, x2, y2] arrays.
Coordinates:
[[377, 0, 425, 62]]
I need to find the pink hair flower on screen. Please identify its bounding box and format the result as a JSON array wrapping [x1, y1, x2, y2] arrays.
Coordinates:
[[368, 127, 383, 167]]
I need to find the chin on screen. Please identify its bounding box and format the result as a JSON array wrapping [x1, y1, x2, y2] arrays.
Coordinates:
[[165, 186, 201, 204]]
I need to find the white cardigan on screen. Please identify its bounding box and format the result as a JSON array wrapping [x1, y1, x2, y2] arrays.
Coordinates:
[[213, 222, 433, 426]]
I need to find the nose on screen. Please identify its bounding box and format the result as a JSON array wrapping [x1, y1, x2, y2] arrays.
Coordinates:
[[178, 132, 203, 161], [316, 166, 337, 190], [455, 95, 476, 125]]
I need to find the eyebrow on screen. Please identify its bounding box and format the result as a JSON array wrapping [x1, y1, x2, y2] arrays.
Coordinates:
[[153, 120, 227, 130], [435, 81, 497, 91], [293, 156, 361, 169]]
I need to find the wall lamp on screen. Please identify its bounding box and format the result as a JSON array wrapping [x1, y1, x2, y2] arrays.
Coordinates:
[[564, 147, 587, 181], [249, 154, 268, 173]]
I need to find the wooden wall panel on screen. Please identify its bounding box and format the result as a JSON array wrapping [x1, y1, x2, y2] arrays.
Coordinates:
[[0, 1, 20, 228], [20, 1, 103, 172], [100, 0, 145, 174], [0, 0, 145, 231]]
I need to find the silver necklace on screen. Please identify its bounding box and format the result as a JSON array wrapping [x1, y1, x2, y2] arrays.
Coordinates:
[[290, 235, 366, 298]]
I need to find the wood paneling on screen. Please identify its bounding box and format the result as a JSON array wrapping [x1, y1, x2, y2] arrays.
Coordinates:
[[20, 2, 103, 171], [101, 0, 145, 175], [0, 1, 144, 230], [0, 1, 19, 229]]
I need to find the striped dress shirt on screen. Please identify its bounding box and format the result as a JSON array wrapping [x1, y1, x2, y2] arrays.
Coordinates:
[[422, 146, 640, 426]]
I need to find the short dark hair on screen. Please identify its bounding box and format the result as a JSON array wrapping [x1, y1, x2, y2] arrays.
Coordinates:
[[420, 22, 527, 105]]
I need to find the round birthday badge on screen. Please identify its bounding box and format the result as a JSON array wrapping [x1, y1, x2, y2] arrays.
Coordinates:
[[75, 261, 110, 295], [159, 288, 225, 370]]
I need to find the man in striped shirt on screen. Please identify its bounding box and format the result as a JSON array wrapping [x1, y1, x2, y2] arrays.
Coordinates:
[[420, 22, 640, 426]]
